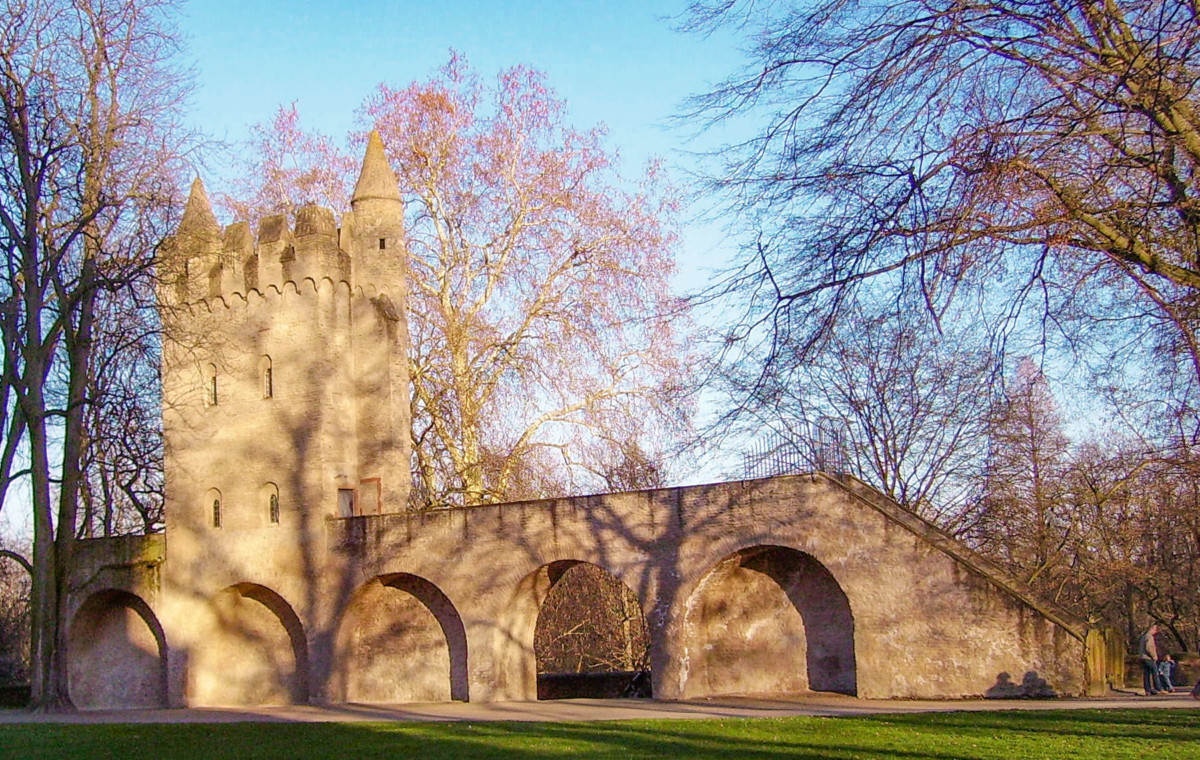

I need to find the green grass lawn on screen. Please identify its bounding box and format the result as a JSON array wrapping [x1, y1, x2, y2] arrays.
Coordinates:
[[1, 709, 1198, 759]]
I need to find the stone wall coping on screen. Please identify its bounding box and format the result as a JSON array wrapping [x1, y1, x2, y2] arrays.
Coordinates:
[[69, 533, 165, 595], [73, 533, 165, 566]]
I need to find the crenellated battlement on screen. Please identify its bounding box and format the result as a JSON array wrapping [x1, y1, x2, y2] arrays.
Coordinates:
[[164, 201, 403, 305], [186, 209, 344, 298], [162, 131, 406, 308]]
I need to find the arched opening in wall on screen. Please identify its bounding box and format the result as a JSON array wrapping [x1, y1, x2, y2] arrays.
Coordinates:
[[67, 590, 167, 709], [189, 583, 309, 707], [496, 560, 651, 701], [681, 545, 856, 699], [333, 574, 468, 703]]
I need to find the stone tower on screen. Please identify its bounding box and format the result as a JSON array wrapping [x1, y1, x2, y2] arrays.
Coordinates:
[[158, 131, 411, 627]]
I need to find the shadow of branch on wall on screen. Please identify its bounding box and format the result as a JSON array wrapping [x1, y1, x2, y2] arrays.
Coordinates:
[[67, 472, 1086, 709]]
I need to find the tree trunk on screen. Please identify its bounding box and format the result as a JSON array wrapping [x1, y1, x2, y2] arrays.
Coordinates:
[[27, 387, 71, 711]]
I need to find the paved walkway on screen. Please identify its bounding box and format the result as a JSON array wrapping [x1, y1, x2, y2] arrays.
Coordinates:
[[3, 691, 1198, 724]]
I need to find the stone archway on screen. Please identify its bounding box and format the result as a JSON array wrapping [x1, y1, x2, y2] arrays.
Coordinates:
[[334, 573, 468, 703], [68, 589, 167, 709], [189, 583, 308, 706], [496, 560, 650, 701], [681, 545, 856, 698]]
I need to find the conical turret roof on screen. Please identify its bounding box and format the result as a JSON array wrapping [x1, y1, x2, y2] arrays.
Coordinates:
[[180, 177, 221, 235], [352, 131, 402, 204]]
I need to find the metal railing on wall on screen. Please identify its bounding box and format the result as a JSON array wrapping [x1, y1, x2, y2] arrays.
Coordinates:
[[742, 417, 854, 480]]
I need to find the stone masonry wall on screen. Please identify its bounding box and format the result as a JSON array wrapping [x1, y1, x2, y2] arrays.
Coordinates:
[[68, 474, 1089, 707]]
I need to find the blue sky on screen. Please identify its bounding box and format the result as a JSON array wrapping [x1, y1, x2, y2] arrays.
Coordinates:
[[1, 1, 748, 538], [183, 0, 748, 292], [181, 0, 748, 478], [185, 0, 739, 187]]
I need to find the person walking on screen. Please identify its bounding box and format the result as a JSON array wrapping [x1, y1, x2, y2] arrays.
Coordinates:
[[1157, 654, 1176, 693], [1138, 624, 1160, 696]]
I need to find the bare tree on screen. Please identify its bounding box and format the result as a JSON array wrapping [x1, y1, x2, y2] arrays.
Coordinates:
[[0, 0, 191, 710], [728, 296, 996, 526], [216, 102, 356, 230], [954, 361, 1200, 649], [228, 56, 694, 509], [76, 283, 163, 537], [535, 563, 650, 676], [1067, 438, 1200, 650], [1132, 454, 1200, 650], [371, 58, 690, 506], [1002, 433, 1200, 650], [684, 0, 1200, 402], [971, 359, 1073, 587]]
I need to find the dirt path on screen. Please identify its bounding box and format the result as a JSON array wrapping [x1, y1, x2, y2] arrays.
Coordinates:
[[2, 691, 1197, 724]]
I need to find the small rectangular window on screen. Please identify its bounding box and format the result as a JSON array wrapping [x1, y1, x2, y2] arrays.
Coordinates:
[[212, 499, 222, 528], [337, 488, 356, 518], [378, 238, 386, 250]]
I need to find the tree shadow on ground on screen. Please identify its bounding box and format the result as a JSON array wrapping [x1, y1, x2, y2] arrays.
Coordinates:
[[5, 711, 1200, 760], [865, 707, 1200, 742]]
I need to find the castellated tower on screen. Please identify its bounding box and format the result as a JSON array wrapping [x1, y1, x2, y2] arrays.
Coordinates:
[[161, 130, 411, 528], [155, 134, 412, 704]]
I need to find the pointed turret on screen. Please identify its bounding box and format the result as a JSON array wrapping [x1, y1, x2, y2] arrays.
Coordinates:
[[352, 131, 402, 204], [161, 177, 223, 304], [180, 177, 221, 236], [345, 130, 405, 292]]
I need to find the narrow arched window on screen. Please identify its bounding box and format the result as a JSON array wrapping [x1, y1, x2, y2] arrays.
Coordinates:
[[206, 487, 223, 529], [204, 363, 218, 406], [260, 355, 273, 399], [269, 493, 280, 524]]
